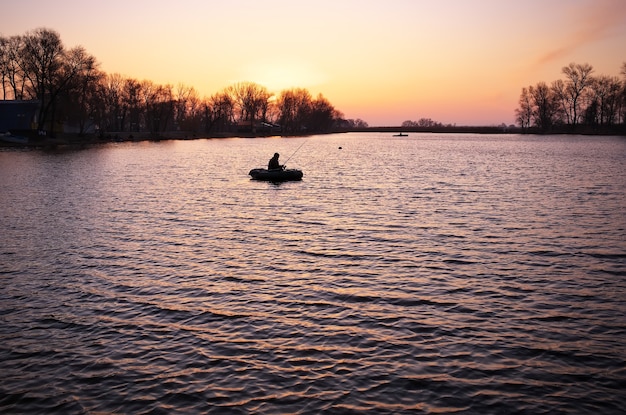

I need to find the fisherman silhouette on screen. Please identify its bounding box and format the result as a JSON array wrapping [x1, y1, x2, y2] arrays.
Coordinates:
[[268, 153, 283, 170]]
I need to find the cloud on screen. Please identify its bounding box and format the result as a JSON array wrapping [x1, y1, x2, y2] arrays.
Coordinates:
[[536, 0, 626, 66]]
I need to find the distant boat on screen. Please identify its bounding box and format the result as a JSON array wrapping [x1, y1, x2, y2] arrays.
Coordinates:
[[393, 133, 408, 137], [249, 168, 303, 182]]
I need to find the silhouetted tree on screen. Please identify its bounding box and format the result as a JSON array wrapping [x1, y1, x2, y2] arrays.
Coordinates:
[[58, 51, 104, 135], [226, 81, 272, 131], [277, 88, 312, 134], [419, 118, 440, 127], [620, 62, 626, 126], [60, 47, 101, 134], [10, 29, 99, 134], [307, 94, 341, 133], [141, 81, 174, 134], [123, 78, 143, 133], [586, 75, 622, 126], [350, 118, 368, 128], [174, 83, 202, 132], [532, 82, 558, 132], [98, 73, 126, 132], [515, 62, 626, 132], [0, 35, 26, 99], [205, 91, 234, 133], [515, 87, 532, 130], [401, 118, 442, 128], [19, 28, 65, 130], [182, 87, 203, 132], [554, 63, 594, 128], [2, 28, 354, 138]]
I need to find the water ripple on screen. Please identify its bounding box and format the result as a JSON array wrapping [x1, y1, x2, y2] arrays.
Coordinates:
[[1, 134, 625, 414]]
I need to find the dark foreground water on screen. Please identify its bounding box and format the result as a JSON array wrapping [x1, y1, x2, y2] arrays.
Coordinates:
[[1, 133, 625, 414]]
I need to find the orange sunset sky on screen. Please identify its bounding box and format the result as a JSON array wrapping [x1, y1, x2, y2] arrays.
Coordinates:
[[4, 0, 626, 126]]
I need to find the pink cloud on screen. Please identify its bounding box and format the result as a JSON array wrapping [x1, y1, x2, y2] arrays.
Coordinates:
[[536, 0, 626, 65]]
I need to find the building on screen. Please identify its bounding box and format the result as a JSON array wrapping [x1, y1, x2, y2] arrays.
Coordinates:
[[0, 100, 39, 132]]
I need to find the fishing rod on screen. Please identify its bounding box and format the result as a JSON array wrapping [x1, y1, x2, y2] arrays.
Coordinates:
[[282, 140, 307, 166]]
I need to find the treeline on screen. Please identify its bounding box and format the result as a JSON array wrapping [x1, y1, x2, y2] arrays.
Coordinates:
[[401, 118, 444, 128], [0, 28, 367, 137], [515, 62, 626, 133]]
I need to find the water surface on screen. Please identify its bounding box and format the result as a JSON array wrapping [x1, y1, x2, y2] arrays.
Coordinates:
[[1, 133, 625, 414]]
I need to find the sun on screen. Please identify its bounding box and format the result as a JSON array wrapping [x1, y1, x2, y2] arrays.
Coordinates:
[[238, 59, 327, 92]]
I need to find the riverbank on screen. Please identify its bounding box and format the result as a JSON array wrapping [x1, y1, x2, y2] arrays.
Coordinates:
[[2, 125, 625, 149], [357, 124, 626, 135], [0, 131, 229, 149], [0, 129, 324, 149]]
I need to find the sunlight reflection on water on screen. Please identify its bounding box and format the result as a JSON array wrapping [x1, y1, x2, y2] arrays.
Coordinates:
[[1, 133, 625, 414]]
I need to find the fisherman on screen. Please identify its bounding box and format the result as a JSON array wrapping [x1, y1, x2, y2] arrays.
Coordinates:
[[268, 152, 283, 170]]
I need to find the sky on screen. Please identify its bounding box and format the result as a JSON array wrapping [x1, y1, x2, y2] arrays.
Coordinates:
[[3, 0, 626, 126]]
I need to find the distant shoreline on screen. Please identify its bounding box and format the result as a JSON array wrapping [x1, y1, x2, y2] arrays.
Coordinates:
[[356, 125, 626, 136], [2, 125, 624, 149]]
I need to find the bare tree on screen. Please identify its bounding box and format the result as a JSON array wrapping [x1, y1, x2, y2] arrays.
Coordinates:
[[515, 87, 533, 129], [0, 35, 9, 99], [558, 62, 594, 127], [418, 118, 441, 128], [277, 88, 312, 134], [182, 88, 202, 132], [351, 119, 368, 128], [15, 29, 99, 134], [532, 82, 558, 131], [174, 83, 194, 131], [587, 75, 622, 126], [122, 78, 143, 132], [621, 62, 626, 125], [99, 73, 127, 132], [3, 28, 353, 138], [6, 36, 28, 100], [140, 81, 174, 134], [308, 94, 340, 133], [204, 92, 234, 133], [0, 35, 29, 99], [19, 28, 65, 131], [226, 82, 272, 130], [55, 46, 100, 134], [551, 79, 568, 125]]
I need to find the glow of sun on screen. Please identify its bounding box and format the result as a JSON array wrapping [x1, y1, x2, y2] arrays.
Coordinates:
[[237, 60, 327, 92]]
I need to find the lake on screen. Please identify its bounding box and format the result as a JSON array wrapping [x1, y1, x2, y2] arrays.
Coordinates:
[[1, 133, 625, 414]]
